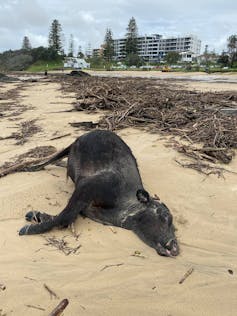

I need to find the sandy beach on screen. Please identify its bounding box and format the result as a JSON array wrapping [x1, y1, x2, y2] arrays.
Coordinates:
[[0, 73, 237, 315]]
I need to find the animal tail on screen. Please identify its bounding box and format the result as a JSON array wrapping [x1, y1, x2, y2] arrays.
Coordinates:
[[26, 144, 71, 171]]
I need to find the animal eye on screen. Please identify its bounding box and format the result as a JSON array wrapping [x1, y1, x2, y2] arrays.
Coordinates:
[[159, 210, 172, 226], [159, 213, 168, 223]]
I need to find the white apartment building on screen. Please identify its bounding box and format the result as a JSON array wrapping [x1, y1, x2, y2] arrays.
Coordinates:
[[113, 34, 201, 62]]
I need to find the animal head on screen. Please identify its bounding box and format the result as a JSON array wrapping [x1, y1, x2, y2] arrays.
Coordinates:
[[132, 189, 179, 257]]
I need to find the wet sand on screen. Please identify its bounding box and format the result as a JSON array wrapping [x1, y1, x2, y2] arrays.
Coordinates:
[[0, 76, 237, 315], [86, 70, 237, 85]]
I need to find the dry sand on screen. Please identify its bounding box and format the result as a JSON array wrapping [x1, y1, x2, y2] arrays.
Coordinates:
[[0, 76, 237, 315]]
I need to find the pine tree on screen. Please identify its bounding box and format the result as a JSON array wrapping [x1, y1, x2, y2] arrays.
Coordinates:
[[48, 19, 63, 54], [125, 17, 138, 55], [124, 17, 141, 66], [227, 35, 237, 67], [68, 34, 74, 57], [22, 36, 31, 50], [103, 28, 114, 62]]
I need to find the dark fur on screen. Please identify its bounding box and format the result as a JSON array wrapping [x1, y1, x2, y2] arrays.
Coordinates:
[[19, 130, 179, 256]]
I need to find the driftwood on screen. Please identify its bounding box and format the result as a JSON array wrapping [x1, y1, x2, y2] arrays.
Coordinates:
[[179, 267, 194, 284], [175, 159, 237, 177], [43, 284, 59, 299], [2, 76, 237, 177], [57, 76, 237, 165], [69, 121, 98, 129], [44, 236, 81, 256], [26, 304, 45, 311], [100, 263, 124, 271], [49, 133, 71, 140], [171, 141, 234, 164], [2, 119, 42, 145], [48, 299, 69, 316]]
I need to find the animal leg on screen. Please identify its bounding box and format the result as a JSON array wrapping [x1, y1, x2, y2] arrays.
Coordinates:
[[19, 188, 87, 235], [25, 211, 55, 224], [19, 171, 119, 235]]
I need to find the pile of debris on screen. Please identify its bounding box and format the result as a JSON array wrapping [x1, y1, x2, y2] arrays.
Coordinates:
[[58, 76, 237, 166]]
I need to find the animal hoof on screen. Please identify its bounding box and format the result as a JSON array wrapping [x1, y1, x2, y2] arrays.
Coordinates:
[[19, 225, 30, 235], [25, 211, 40, 223], [25, 211, 34, 221]]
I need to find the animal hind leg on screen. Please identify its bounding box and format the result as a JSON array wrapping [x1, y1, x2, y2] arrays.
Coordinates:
[[19, 188, 85, 235], [19, 171, 119, 235], [25, 211, 55, 224]]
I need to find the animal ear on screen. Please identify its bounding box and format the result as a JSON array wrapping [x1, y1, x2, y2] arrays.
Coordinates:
[[136, 189, 150, 203]]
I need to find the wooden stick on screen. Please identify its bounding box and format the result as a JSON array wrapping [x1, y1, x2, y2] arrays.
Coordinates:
[[49, 133, 71, 141], [100, 263, 124, 271], [43, 283, 59, 299], [48, 299, 69, 316], [26, 304, 45, 311], [179, 267, 194, 284]]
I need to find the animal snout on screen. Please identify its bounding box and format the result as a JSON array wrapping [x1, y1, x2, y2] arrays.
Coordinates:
[[165, 238, 179, 256], [165, 238, 177, 250]]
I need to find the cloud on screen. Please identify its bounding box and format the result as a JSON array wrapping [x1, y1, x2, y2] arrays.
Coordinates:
[[23, 31, 48, 48], [0, 0, 236, 53], [0, 0, 48, 29]]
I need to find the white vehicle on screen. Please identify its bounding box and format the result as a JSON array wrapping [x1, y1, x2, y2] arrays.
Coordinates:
[[64, 57, 90, 69]]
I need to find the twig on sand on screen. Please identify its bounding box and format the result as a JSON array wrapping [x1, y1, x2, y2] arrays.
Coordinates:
[[48, 299, 69, 316], [43, 283, 59, 299], [174, 159, 237, 177], [100, 263, 124, 271], [49, 133, 71, 141], [179, 267, 194, 284], [24, 276, 38, 282], [44, 236, 81, 255], [25, 304, 45, 311]]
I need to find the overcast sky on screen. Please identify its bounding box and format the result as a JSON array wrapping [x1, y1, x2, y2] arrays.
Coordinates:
[[0, 0, 236, 54]]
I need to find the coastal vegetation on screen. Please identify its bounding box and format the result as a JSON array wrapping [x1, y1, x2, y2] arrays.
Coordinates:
[[0, 18, 236, 73]]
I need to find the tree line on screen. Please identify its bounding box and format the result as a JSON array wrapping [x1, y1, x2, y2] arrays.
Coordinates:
[[1, 17, 237, 71], [1, 17, 141, 70], [0, 19, 65, 71]]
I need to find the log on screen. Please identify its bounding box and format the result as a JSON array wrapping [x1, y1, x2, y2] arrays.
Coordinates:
[[48, 299, 69, 316]]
